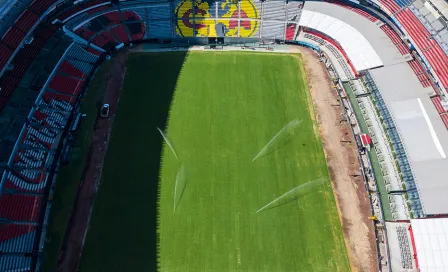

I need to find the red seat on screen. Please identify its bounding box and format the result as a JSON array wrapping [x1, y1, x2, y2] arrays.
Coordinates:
[[0, 224, 35, 242], [87, 47, 103, 56], [396, 8, 448, 89], [15, 10, 39, 32], [122, 11, 142, 21], [58, 61, 86, 78], [57, 5, 84, 21], [103, 12, 122, 26], [378, 0, 401, 14], [0, 44, 13, 69], [110, 25, 129, 43], [43, 92, 77, 105], [0, 195, 43, 222], [440, 114, 448, 129], [29, 0, 57, 15], [49, 75, 85, 95], [3, 27, 26, 48]]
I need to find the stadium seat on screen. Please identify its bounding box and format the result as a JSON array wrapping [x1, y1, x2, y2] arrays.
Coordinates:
[[395, 8, 448, 89], [49, 75, 85, 96], [0, 195, 43, 222], [14, 10, 39, 33]]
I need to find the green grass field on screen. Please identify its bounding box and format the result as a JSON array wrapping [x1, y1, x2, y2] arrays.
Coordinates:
[[79, 51, 350, 271]]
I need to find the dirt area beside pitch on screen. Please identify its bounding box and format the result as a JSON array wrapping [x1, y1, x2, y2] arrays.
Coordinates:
[[56, 51, 129, 272], [296, 47, 377, 272]]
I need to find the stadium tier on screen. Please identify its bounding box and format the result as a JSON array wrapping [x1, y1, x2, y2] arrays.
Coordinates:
[[0, 0, 446, 270]]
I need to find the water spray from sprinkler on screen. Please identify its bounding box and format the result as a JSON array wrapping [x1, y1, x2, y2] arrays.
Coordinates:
[[256, 178, 325, 213], [174, 164, 187, 212], [252, 119, 302, 162], [157, 127, 179, 161]]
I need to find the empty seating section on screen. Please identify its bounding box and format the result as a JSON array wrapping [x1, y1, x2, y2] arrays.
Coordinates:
[[396, 9, 432, 49], [240, 0, 259, 18], [0, 0, 58, 74], [91, 33, 113, 48], [126, 21, 146, 40], [395, 8, 448, 89], [101, 29, 118, 44], [408, 60, 430, 87], [67, 45, 100, 63], [3, 27, 26, 48], [396, 226, 413, 269], [87, 47, 103, 56], [424, 44, 448, 89], [285, 22, 298, 40], [325, 0, 377, 22], [431, 96, 445, 114], [304, 33, 326, 45], [261, 21, 284, 39], [378, 0, 400, 14], [0, 225, 36, 252], [286, 2, 302, 21], [14, 10, 39, 33], [74, 10, 146, 47], [217, 0, 232, 18], [58, 61, 86, 79], [380, 25, 410, 55], [3, 170, 47, 193], [49, 75, 85, 95], [0, 25, 58, 114], [0, 44, 13, 70], [0, 44, 99, 269], [130, 8, 147, 22], [0, 195, 43, 221], [56, 0, 109, 21], [110, 25, 130, 43], [147, 6, 170, 19], [122, 10, 141, 21], [263, 1, 286, 20], [393, 0, 413, 8], [57, 5, 85, 21], [431, 96, 448, 129], [441, 114, 448, 129], [101, 12, 122, 26], [0, 255, 32, 271], [148, 21, 172, 38], [75, 27, 96, 41], [29, 0, 57, 15]]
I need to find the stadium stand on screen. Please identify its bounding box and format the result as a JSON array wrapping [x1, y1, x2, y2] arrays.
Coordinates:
[[380, 24, 410, 55], [396, 226, 413, 269], [0, 0, 445, 270], [72, 10, 145, 48], [408, 60, 431, 87], [325, 0, 378, 22], [395, 8, 448, 90], [0, 42, 101, 270], [0, 23, 59, 114], [0, 0, 63, 78]]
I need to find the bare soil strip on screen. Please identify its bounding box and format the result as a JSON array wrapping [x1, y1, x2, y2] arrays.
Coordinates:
[[57, 51, 129, 272], [297, 47, 377, 272]]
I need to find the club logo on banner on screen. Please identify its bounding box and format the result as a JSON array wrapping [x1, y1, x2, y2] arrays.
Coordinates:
[[175, 0, 259, 37]]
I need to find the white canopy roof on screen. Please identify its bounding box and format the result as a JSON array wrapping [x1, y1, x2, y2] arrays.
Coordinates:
[[411, 219, 448, 271], [299, 10, 383, 72], [428, 0, 448, 19]]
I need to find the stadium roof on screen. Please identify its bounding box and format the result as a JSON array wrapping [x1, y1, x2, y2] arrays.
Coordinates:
[[304, 1, 448, 215], [411, 219, 448, 271], [371, 62, 448, 215], [428, 0, 448, 19], [299, 10, 383, 71]]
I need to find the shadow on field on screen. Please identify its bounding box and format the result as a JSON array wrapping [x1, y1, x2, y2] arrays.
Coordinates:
[[138, 51, 189, 272], [79, 51, 188, 272]]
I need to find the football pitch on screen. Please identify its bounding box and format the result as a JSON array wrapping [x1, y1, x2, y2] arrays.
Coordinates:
[[79, 51, 350, 271]]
